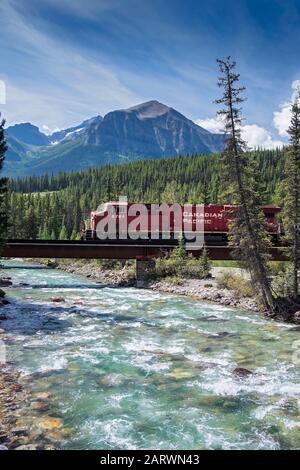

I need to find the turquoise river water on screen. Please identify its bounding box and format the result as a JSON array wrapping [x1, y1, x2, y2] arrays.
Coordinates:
[[1, 259, 300, 450]]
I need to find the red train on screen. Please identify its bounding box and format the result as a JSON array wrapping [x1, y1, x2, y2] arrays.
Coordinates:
[[83, 202, 281, 242]]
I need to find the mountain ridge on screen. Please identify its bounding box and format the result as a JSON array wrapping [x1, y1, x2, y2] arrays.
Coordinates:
[[3, 100, 225, 177]]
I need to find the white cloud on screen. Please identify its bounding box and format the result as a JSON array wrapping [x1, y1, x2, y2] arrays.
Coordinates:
[[273, 80, 300, 137], [197, 79, 300, 148], [42, 124, 60, 135], [196, 115, 225, 133], [241, 124, 283, 150], [196, 116, 284, 149]]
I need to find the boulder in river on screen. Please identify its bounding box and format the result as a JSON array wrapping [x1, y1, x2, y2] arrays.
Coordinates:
[[0, 279, 12, 287], [169, 368, 196, 380], [98, 373, 124, 387], [37, 417, 63, 431], [30, 401, 50, 412], [293, 311, 300, 323], [197, 315, 228, 322], [47, 261, 58, 268], [233, 367, 253, 378], [33, 392, 51, 401], [50, 297, 65, 303]]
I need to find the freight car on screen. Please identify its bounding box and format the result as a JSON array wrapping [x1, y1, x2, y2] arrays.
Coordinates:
[[83, 202, 281, 243]]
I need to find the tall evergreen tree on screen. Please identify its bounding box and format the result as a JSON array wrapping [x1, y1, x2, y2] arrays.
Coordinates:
[[0, 114, 8, 254], [283, 91, 300, 299], [215, 57, 275, 311]]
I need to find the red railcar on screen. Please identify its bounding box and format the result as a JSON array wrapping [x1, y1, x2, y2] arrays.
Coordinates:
[[83, 202, 281, 242]]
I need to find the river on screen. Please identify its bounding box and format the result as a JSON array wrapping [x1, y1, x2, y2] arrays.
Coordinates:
[[1, 259, 300, 450]]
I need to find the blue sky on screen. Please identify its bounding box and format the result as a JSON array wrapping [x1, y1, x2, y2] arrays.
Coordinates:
[[0, 0, 300, 147]]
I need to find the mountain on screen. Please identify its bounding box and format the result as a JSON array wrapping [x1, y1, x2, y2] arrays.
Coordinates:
[[49, 116, 102, 144], [6, 122, 50, 147], [84, 101, 225, 155], [3, 100, 225, 177]]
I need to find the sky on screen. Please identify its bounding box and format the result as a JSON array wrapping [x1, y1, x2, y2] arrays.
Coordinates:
[[1, 0, 300, 148]]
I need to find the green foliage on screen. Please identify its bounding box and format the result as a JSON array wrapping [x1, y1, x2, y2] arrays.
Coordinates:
[[216, 272, 254, 298], [170, 236, 186, 260], [272, 264, 295, 298], [212, 260, 239, 268], [281, 93, 300, 298], [216, 56, 274, 310], [164, 275, 184, 286], [153, 250, 211, 281], [199, 245, 212, 278], [0, 115, 8, 253], [6, 148, 286, 240], [59, 224, 68, 240]]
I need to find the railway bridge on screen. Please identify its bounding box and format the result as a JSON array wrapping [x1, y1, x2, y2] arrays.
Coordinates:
[[2, 239, 288, 286]]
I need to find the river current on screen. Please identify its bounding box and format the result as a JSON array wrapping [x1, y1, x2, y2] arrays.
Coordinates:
[[1, 260, 300, 450]]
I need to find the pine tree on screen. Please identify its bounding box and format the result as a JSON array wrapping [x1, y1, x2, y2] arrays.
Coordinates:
[[283, 92, 300, 299], [40, 224, 51, 240], [171, 235, 186, 259], [199, 244, 212, 278], [215, 57, 274, 311], [0, 114, 8, 254], [59, 224, 68, 240], [25, 206, 37, 239]]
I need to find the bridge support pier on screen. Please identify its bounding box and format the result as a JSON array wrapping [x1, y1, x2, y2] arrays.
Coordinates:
[[136, 257, 155, 288]]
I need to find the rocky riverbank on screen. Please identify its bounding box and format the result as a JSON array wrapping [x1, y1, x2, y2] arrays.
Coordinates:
[[0, 308, 34, 450], [0, 363, 39, 450], [148, 278, 261, 312], [32, 258, 262, 313], [0, 278, 58, 450], [49, 259, 136, 287]]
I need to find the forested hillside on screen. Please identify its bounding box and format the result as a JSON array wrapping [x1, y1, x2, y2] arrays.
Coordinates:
[[8, 148, 285, 239]]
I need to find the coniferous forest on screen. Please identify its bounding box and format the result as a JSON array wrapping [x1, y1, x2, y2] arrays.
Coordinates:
[[7, 148, 284, 240]]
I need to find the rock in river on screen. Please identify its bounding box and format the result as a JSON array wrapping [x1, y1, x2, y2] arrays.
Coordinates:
[[0, 279, 12, 287], [0, 289, 6, 298], [233, 367, 254, 378], [37, 417, 63, 431]]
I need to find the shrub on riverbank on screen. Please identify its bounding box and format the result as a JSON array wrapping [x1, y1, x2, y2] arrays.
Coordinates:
[[151, 249, 212, 282], [216, 272, 254, 299]]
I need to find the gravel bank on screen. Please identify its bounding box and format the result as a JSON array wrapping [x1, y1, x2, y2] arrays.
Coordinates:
[[37, 259, 261, 313]]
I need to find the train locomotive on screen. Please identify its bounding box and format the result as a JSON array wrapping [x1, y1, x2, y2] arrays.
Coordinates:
[[83, 202, 281, 243]]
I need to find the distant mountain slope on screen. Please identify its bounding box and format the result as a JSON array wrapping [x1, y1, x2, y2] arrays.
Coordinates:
[[6, 123, 50, 146], [49, 115, 102, 144], [3, 100, 225, 177], [85, 100, 225, 155]]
